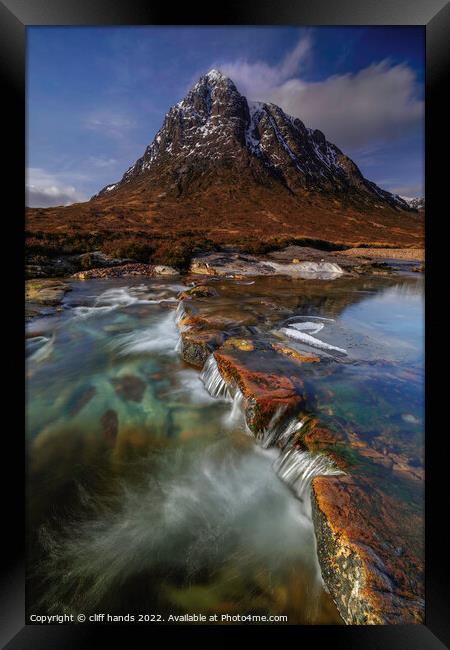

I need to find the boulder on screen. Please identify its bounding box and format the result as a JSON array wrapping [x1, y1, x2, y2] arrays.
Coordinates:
[[180, 329, 226, 367], [179, 284, 219, 299], [153, 265, 179, 276]]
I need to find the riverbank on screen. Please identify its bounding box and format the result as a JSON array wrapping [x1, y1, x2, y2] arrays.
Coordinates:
[[25, 244, 425, 283], [341, 247, 424, 261]]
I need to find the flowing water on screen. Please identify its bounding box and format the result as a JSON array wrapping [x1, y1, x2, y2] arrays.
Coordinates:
[[26, 273, 424, 624]]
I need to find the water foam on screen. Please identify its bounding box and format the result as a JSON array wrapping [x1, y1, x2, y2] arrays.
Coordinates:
[[37, 442, 323, 615], [27, 334, 55, 363], [112, 312, 179, 356]]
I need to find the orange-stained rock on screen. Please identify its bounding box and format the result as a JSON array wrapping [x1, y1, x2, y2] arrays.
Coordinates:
[[178, 284, 219, 299], [213, 343, 312, 432], [181, 329, 226, 367], [311, 473, 424, 625], [222, 337, 254, 351], [271, 342, 320, 364]]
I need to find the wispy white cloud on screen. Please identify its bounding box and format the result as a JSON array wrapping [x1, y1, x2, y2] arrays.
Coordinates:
[[87, 156, 119, 168], [84, 110, 137, 140], [218, 34, 313, 99], [215, 38, 423, 152], [26, 168, 88, 207]]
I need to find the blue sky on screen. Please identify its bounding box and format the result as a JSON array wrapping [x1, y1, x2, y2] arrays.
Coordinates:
[[26, 26, 424, 207]]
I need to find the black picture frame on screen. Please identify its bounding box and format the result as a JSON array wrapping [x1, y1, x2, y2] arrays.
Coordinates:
[[2, 0, 448, 647]]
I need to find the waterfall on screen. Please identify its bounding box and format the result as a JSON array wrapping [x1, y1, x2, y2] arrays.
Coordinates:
[[257, 410, 302, 449], [225, 387, 246, 428], [197, 355, 343, 508], [274, 448, 343, 498], [175, 301, 188, 326], [200, 355, 232, 401]]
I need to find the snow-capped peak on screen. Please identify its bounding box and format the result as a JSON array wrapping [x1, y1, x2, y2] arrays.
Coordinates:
[[94, 69, 416, 212], [205, 69, 227, 82], [400, 196, 425, 210]]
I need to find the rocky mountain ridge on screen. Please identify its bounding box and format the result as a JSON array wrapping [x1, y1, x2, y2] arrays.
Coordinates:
[[96, 69, 411, 212], [26, 69, 424, 273]]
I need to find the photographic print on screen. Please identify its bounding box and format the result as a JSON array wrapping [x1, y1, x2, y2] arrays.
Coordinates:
[[25, 26, 425, 626]]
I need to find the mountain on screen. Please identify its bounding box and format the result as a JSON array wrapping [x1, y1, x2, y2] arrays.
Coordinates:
[[95, 69, 409, 211], [400, 196, 425, 211], [26, 69, 423, 266]]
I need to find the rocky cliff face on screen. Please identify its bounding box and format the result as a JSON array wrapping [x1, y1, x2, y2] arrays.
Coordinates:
[[96, 69, 410, 211]]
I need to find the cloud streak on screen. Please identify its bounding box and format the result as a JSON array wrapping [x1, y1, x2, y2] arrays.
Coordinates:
[[84, 110, 137, 140], [217, 39, 423, 152]]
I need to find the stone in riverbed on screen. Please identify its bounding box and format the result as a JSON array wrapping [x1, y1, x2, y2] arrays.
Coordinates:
[[213, 342, 313, 432], [101, 409, 118, 445], [111, 375, 146, 402], [180, 329, 226, 367], [153, 265, 179, 276], [25, 279, 71, 306], [271, 342, 320, 364], [72, 263, 155, 279], [189, 252, 344, 278], [222, 337, 254, 351], [296, 416, 424, 624], [178, 284, 219, 299], [311, 473, 424, 624]]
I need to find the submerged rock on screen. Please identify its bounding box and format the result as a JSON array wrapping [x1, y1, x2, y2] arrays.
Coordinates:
[[179, 284, 219, 299], [101, 409, 119, 445], [111, 375, 146, 402], [271, 342, 320, 364], [296, 417, 424, 624]]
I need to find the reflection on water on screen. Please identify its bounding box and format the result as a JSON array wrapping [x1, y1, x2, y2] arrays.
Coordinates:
[[26, 274, 424, 624]]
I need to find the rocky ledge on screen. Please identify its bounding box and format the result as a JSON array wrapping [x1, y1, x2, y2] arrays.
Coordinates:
[[188, 246, 425, 278], [190, 251, 345, 278], [25, 279, 72, 320], [72, 263, 179, 280], [174, 282, 424, 625], [296, 417, 424, 624]]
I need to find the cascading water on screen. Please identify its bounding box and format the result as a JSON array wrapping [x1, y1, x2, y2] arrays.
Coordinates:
[[224, 387, 248, 430], [197, 351, 341, 501], [257, 410, 301, 449], [175, 301, 188, 326], [274, 448, 344, 499], [200, 355, 232, 401]]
